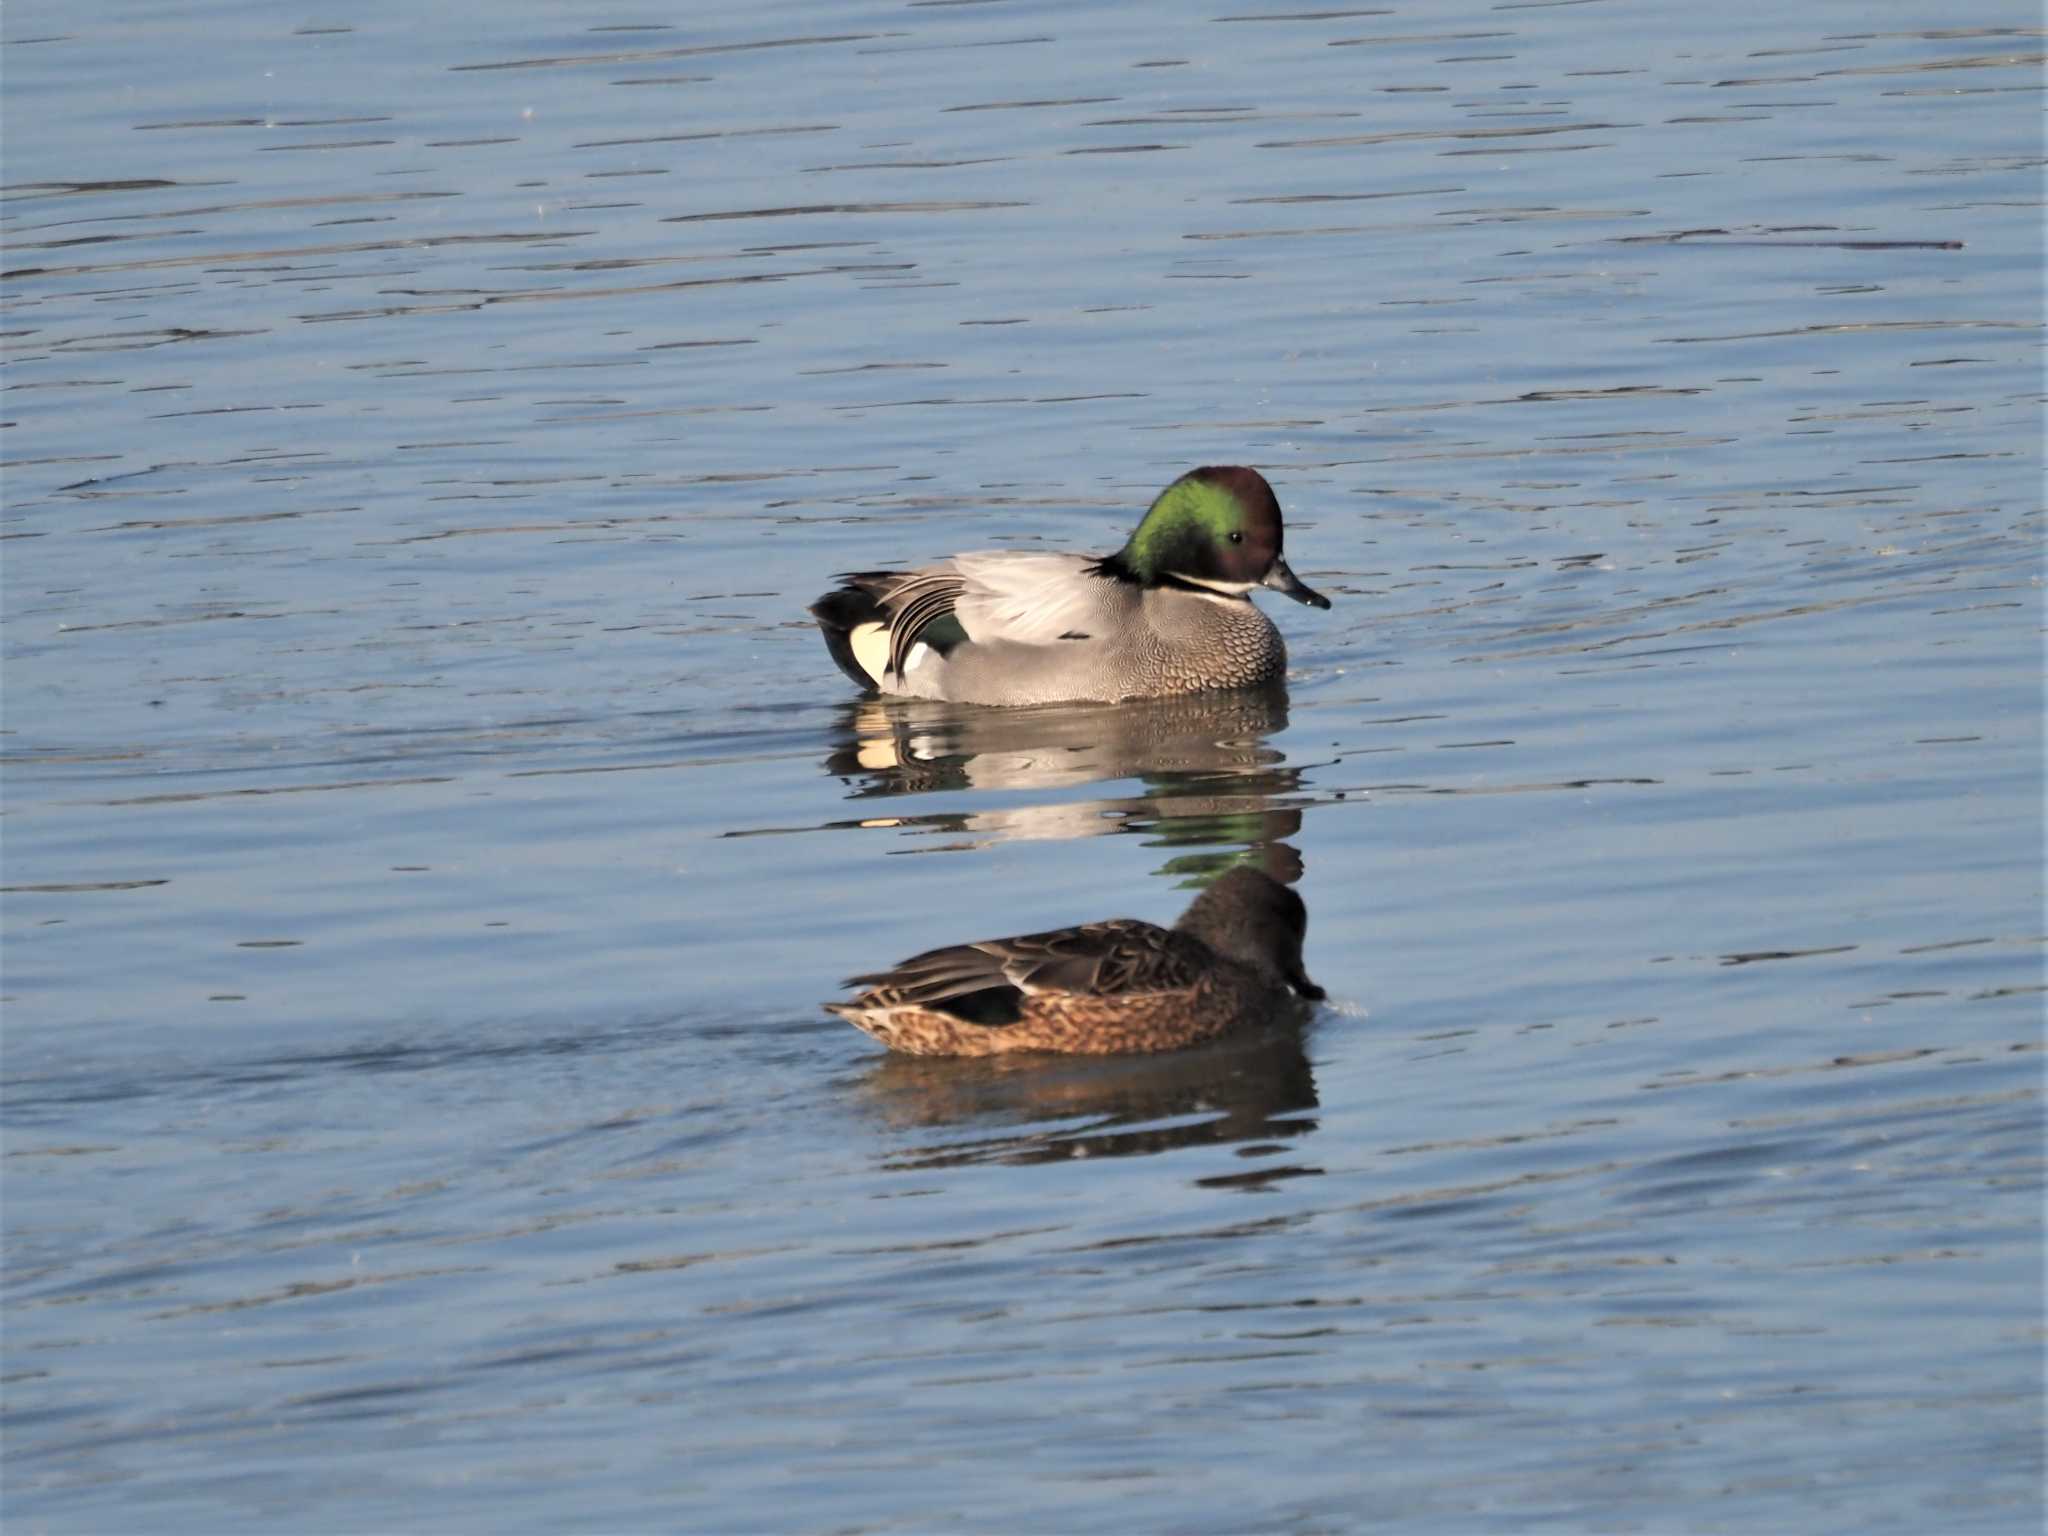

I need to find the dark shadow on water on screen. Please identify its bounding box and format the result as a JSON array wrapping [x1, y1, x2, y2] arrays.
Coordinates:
[[850, 1019, 1322, 1186]]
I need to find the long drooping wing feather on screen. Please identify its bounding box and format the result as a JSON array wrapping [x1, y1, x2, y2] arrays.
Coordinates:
[[850, 553, 1113, 679], [879, 568, 968, 678]]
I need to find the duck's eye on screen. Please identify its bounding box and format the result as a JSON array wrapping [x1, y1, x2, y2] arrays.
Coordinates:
[[1228, 530, 1243, 544]]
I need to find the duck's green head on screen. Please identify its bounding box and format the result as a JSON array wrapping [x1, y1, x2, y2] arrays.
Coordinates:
[[1105, 466, 1330, 609]]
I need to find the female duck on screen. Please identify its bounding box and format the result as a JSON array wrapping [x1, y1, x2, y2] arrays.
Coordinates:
[[826, 867, 1324, 1057], [811, 466, 1329, 707]]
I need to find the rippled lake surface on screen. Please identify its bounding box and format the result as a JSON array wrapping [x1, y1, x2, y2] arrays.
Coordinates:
[[4, 2, 2042, 1530]]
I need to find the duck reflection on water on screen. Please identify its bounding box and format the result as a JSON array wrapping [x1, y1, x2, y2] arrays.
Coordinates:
[[817, 686, 1310, 852], [853, 1013, 1321, 1185]]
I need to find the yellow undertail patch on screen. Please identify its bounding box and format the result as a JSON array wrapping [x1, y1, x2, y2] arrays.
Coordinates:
[[850, 621, 890, 686]]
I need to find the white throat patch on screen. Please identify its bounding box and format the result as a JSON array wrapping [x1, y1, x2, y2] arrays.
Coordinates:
[[1170, 573, 1256, 602]]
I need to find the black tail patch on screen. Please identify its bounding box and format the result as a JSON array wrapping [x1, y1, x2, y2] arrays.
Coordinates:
[[809, 574, 895, 691]]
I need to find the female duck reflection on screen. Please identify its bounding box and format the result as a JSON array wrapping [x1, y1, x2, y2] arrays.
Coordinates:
[[851, 1010, 1322, 1184]]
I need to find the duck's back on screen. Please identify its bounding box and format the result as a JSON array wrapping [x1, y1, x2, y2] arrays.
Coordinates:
[[902, 554, 1286, 705]]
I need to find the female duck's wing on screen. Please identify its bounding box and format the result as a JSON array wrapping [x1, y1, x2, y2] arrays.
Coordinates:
[[841, 918, 1205, 1024]]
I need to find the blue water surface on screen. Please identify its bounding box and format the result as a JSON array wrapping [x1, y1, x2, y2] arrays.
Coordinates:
[[3, 2, 2041, 1531]]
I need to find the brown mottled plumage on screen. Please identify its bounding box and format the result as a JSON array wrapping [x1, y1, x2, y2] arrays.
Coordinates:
[[826, 867, 1323, 1056]]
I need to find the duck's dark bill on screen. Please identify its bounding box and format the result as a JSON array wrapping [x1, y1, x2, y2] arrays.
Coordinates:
[[1263, 557, 1332, 610]]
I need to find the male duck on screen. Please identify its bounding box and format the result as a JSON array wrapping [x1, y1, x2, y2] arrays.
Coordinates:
[[826, 866, 1323, 1057], [810, 466, 1330, 706]]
